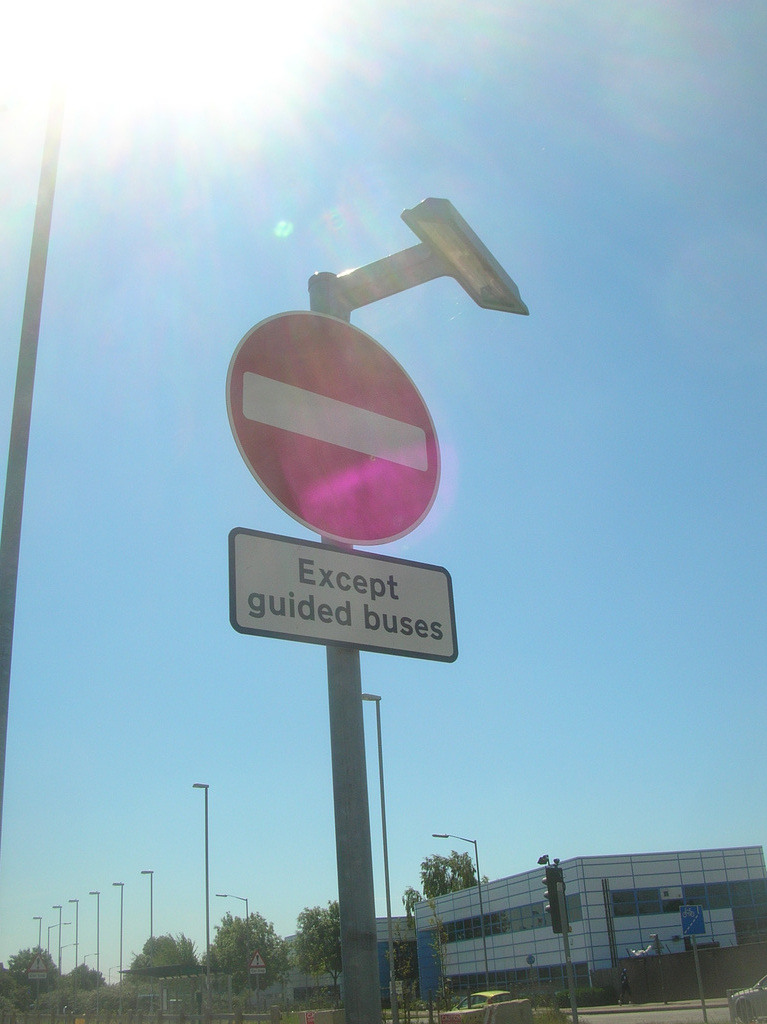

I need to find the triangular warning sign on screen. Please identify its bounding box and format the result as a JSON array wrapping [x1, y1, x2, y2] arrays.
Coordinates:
[[28, 955, 47, 977], [249, 950, 266, 971]]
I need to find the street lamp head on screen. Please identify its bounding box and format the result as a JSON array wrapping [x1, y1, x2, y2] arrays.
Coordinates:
[[538, 854, 550, 865], [141, 869, 153, 875], [112, 882, 123, 888], [193, 782, 209, 790], [432, 833, 450, 839], [361, 693, 381, 702], [89, 890, 99, 896], [401, 198, 529, 315], [69, 898, 78, 904]]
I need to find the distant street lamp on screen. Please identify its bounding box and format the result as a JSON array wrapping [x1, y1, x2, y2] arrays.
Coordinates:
[[216, 892, 249, 920], [432, 832, 490, 988], [68, 898, 80, 968], [52, 905, 63, 974], [141, 870, 154, 950], [32, 915, 43, 1006], [193, 783, 212, 1016], [362, 693, 399, 1024], [112, 882, 124, 1015], [69, 898, 80, 1012], [89, 890, 101, 1022], [47, 922, 68, 957], [61, 941, 77, 972], [141, 869, 156, 1011]]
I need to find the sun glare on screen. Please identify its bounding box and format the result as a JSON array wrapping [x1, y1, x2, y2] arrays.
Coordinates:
[[2, 0, 344, 118]]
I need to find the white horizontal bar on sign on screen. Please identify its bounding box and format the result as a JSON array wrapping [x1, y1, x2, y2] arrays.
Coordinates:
[[242, 372, 428, 471]]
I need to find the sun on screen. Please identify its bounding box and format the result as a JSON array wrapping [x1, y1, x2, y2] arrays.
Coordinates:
[[1, 0, 345, 119]]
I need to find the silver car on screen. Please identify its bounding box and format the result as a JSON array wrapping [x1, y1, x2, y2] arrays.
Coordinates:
[[730, 975, 767, 1022]]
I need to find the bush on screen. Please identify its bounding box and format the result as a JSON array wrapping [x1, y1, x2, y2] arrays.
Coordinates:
[[533, 1007, 568, 1024], [554, 987, 617, 1008]]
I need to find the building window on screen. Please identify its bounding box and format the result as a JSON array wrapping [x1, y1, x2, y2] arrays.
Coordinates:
[[683, 884, 707, 908], [490, 911, 510, 935], [612, 890, 636, 917], [730, 881, 753, 907], [637, 888, 661, 914], [734, 907, 767, 944], [566, 894, 583, 923], [708, 883, 730, 909]]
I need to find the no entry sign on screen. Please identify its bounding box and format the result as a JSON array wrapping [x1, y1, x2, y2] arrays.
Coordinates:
[[226, 311, 440, 545]]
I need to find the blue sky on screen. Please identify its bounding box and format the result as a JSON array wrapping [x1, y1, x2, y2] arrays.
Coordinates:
[[1, 0, 765, 981]]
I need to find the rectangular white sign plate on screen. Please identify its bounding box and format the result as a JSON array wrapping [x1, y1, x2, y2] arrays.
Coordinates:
[[229, 529, 457, 662]]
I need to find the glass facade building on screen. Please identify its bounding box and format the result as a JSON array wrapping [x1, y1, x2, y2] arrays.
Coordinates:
[[413, 846, 767, 998]]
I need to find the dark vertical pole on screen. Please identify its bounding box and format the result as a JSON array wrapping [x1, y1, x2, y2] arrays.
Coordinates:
[[309, 273, 381, 1024], [558, 882, 578, 1024], [0, 91, 65, 862]]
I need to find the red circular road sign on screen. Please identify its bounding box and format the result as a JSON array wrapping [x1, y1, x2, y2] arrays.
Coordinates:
[[226, 311, 440, 545]]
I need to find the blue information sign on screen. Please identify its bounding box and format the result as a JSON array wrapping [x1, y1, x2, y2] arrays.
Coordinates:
[[680, 904, 705, 936]]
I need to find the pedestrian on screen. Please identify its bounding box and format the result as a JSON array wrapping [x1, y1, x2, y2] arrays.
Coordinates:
[[619, 967, 631, 1005]]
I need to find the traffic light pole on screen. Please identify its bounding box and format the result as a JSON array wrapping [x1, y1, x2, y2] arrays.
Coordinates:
[[556, 883, 578, 1024]]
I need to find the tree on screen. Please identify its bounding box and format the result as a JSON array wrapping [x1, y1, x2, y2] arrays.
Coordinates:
[[2, 948, 57, 1010], [69, 962, 102, 991], [209, 912, 289, 994], [403, 850, 479, 923], [292, 901, 342, 1004], [403, 886, 422, 926], [130, 933, 198, 970], [421, 850, 476, 897]]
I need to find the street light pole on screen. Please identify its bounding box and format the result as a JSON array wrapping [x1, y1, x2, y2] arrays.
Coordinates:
[[141, 871, 154, 949], [33, 915, 43, 1006], [216, 893, 249, 921], [89, 890, 100, 1023], [69, 898, 79, 1012], [362, 694, 399, 1024], [69, 898, 79, 970], [53, 905, 63, 975], [53, 904, 63, 1015], [0, 91, 65, 865], [433, 833, 490, 989], [141, 870, 155, 1012], [193, 783, 212, 1017], [112, 882, 124, 1016]]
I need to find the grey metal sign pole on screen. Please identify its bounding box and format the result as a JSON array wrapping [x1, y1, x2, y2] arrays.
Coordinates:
[[309, 272, 382, 1024], [305, 201, 527, 1024]]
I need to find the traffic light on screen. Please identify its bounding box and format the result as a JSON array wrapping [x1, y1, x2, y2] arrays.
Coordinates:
[[542, 864, 565, 933]]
